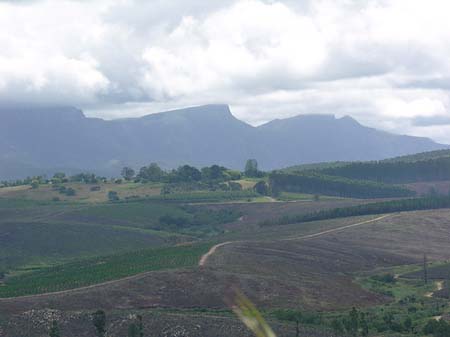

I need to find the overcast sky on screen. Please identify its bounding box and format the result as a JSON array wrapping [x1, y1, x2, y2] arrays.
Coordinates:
[[2, 0, 450, 143]]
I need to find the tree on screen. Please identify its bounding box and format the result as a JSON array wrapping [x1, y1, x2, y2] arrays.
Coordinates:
[[229, 181, 242, 191], [65, 187, 76, 196], [30, 181, 39, 189], [92, 310, 106, 337], [331, 318, 345, 335], [360, 312, 369, 336], [108, 190, 119, 202], [347, 307, 359, 337], [245, 159, 259, 177], [201, 165, 226, 181], [403, 317, 413, 333], [136, 315, 144, 337], [254, 181, 269, 196], [174, 165, 201, 182], [127, 315, 144, 337], [121, 167, 135, 181], [138, 163, 165, 182], [128, 323, 139, 337], [49, 320, 60, 337]]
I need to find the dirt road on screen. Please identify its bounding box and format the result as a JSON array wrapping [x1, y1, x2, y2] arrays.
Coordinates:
[[198, 214, 392, 267]]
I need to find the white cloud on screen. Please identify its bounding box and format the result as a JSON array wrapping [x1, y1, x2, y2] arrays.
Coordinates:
[[2, 0, 450, 142]]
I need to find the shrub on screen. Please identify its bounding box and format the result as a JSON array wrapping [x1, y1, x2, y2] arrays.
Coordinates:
[[372, 273, 396, 284], [65, 187, 76, 196], [108, 191, 119, 202]]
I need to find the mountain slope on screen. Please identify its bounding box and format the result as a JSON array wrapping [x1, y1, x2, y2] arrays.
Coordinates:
[[0, 104, 447, 179]]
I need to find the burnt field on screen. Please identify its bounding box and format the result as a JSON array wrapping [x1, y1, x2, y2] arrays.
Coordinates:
[[1, 309, 335, 337]]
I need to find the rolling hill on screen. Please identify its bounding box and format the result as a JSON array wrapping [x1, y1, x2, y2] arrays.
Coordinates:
[[1, 104, 447, 179]]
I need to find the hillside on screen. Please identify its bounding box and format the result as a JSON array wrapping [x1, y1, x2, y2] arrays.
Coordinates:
[[1, 104, 447, 179]]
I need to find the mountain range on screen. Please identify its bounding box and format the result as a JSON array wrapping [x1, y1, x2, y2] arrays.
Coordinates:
[[0, 104, 447, 179]]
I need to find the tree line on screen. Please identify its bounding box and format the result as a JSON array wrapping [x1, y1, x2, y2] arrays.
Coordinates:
[[124, 159, 264, 183], [269, 172, 415, 199], [261, 195, 450, 226], [318, 156, 450, 184]]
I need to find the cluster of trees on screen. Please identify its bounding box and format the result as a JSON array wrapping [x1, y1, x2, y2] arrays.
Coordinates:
[[40, 301, 450, 337], [262, 195, 450, 226], [274, 306, 418, 336], [158, 208, 239, 230], [122, 159, 265, 183], [330, 307, 370, 336], [424, 318, 450, 337], [1, 175, 47, 188], [122, 163, 242, 184], [160, 180, 243, 195], [0, 172, 108, 189], [269, 172, 415, 199], [54, 185, 76, 197], [319, 157, 450, 184], [66, 310, 143, 337]]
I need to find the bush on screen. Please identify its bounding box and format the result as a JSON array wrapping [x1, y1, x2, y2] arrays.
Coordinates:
[[254, 181, 269, 195], [108, 191, 119, 201], [65, 187, 76, 196], [372, 273, 396, 284], [229, 181, 242, 191]]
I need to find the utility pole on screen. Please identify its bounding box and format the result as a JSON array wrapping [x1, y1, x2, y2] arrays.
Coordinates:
[[447, 271, 450, 299]]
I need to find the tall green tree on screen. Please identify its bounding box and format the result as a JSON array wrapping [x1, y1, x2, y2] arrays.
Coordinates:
[[49, 320, 60, 337], [138, 163, 166, 182], [127, 315, 144, 337], [121, 167, 135, 181], [245, 159, 259, 177], [92, 310, 106, 337]]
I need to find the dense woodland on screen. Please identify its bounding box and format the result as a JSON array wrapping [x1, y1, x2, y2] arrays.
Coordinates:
[[269, 172, 415, 199], [318, 157, 450, 184]]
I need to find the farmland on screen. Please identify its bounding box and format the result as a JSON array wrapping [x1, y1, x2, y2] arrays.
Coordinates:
[[0, 243, 212, 298], [2, 159, 450, 336], [3, 206, 450, 336]]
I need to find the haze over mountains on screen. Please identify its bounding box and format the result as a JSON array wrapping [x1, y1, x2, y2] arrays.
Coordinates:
[[0, 104, 447, 180]]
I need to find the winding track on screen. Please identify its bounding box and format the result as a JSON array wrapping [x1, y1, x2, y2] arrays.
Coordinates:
[[198, 214, 392, 267]]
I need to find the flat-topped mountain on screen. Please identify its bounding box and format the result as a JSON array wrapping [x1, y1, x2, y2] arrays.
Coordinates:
[[0, 104, 447, 179]]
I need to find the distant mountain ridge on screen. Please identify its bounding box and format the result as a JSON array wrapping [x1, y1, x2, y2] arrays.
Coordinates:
[[0, 104, 448, 179]]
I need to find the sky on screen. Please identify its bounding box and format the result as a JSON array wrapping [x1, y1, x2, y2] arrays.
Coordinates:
[[2, 0, 450, 143]]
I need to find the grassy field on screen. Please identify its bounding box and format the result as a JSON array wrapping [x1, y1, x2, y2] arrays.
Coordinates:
[[0, 196, 245, 276], [0, 221, 170, 275], [0, 182, 162, 203], [0, 243, 212, 298]]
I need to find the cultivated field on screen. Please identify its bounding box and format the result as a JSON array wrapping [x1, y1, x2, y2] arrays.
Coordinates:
[[2, 179, 450, 336]]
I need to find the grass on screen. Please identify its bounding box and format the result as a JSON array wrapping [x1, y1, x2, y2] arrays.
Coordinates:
[[146, 190, 259, 203], [0, 242, 212, 298], [0, 182, 162, 203], [0, 221, 170, 274], [275, 192, 347, 202]]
